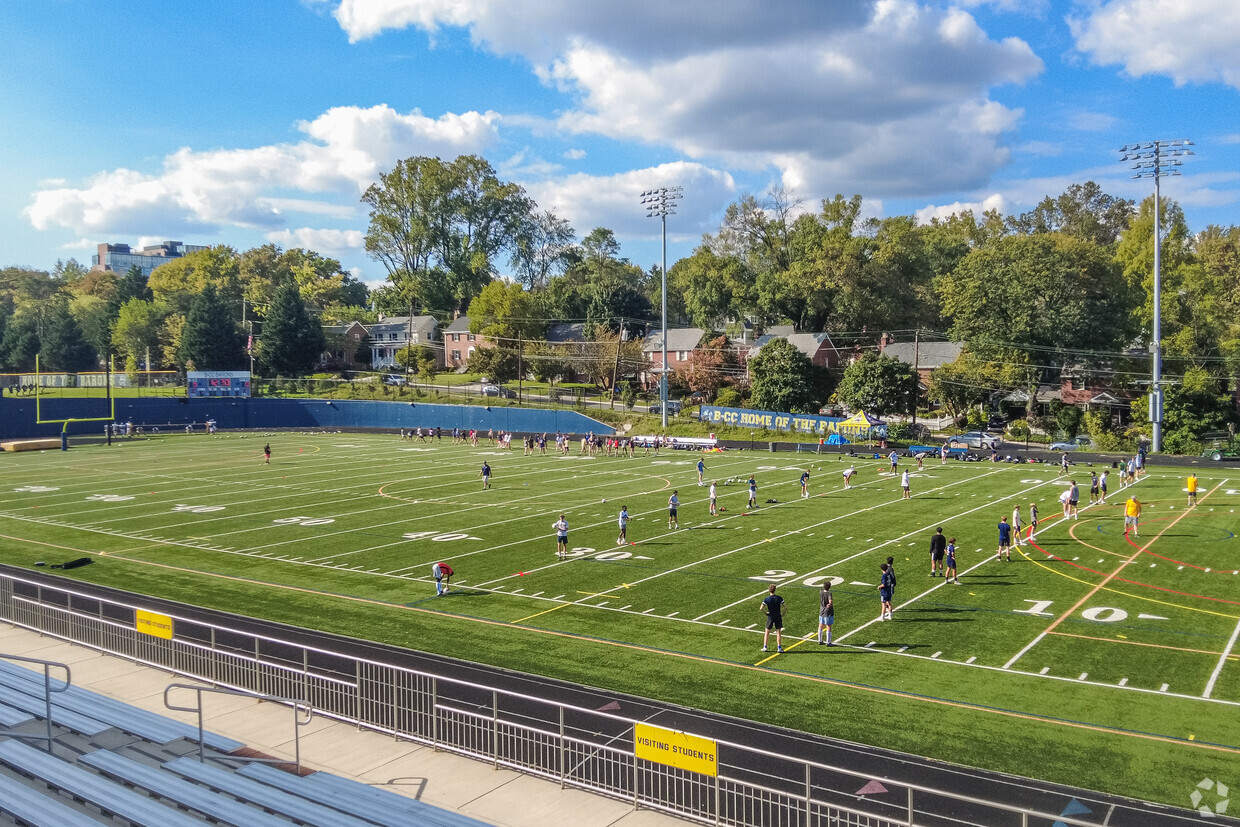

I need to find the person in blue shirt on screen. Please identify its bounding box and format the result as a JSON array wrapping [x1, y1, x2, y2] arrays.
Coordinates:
[[760, 584, 785, 652], [997, 515, 1011, 561], [945, 538, 959, 583], [878, 563, 895, 621], [747, 475, 758, 509], [800, 470, 811, 499], [697, 458, 706, 486], [479, 461, 492, 490]]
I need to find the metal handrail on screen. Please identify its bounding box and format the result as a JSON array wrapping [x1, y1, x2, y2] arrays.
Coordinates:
[[0, 652, 71, 755], [164, 682, 312, 771]]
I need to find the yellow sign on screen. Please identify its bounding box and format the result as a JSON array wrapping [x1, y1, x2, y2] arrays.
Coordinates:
[[135, 609, 174, 640], [634, 723, 718, 777]]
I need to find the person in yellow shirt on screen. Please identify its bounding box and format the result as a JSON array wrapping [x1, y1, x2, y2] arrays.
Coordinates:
[[1187, 473, 1199, 507], [1124, 496, 1141, 537]]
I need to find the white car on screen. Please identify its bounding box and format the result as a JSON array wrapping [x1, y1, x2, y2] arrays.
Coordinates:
[[1050, 435, 1093, 451], [947, 431, 1003, 450]]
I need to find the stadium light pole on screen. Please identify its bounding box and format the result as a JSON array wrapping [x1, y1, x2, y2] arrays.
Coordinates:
[[640, 186, 683, 430], [1119, 139, 1193, 454]]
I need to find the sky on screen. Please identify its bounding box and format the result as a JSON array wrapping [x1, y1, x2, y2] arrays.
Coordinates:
[[2, 0, 1238, 289]]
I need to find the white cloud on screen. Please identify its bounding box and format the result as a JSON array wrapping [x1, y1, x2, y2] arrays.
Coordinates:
[[915, 193, 1008, 223], [58, 238, 98, 251], [25, 105, 498, 238], [327, 0, 1042, 197], [1071, 0, 1240, 89], [1067, 111, 1119, 132], [954, 0, 1049, 15], [523, 161, 736, 241], [265, 227, 366, 253], [562, 148, 586, 160], [1016, 140, 1063, 157]]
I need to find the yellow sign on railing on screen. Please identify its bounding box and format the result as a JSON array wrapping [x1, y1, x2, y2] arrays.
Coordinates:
[[634, 722, 718, 777], [135, 609, 174, 640]]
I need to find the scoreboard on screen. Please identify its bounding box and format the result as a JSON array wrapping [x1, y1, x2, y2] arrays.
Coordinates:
[[187, 371, 251, 398]]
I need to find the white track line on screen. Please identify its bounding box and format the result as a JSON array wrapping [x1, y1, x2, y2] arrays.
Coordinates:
[[1204, 616, 1240, 699]]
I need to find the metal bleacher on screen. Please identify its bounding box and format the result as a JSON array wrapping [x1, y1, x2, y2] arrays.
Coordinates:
[[0, 651, 493, 826]]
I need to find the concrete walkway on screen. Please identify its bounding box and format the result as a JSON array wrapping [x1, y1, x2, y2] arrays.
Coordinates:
[[0, 621, 691, 827]]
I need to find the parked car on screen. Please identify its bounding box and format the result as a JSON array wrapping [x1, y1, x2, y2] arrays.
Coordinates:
[[482, 385, 516, 398], [648, 400, 683, 415], [947, 431, 1003, 450], [383, 374, 407, 386], [1050, 435, 1093, 451]]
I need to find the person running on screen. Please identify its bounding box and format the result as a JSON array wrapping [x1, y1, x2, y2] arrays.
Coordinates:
[[616, 506, 630, 545], [1124, 495, 1141, 537], [1011, 504, 1023, 547], [1089, 471, 1100, 505], [1187, 472, 1199, 507], [1028, 502, 1039, 543], [1068, 480, 1080, 520], [817, 582, 835, 646], [668, 490, 680, 529], [416, 427, 426, 442], [697, 457, 706, 486], [929, 527, 947, 576], [997, 515, 1012, 562], [889, 451, 899, 474], [431, 561, 453, 596], [945, 537, 959, 583], [1125, 458, 1136, 487], [709, 481, 718, 516], [479, 461, 492, 490], [800, 469, 811, 499], [878, 563, 895, 621], [1058, 452, 1069, 477], [760, 584, 785, 653], [900, 469, 911, 499], [747, 475, 758, 509], [1099, 470, 1109, 504], [263, 443, 271, 465], [842, 465, 857, 489], [552, 515, 569, 558]]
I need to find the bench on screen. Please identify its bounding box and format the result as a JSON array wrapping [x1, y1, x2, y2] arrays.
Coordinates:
[[909, 444, 968, 457], [0, 683, 110, 736], [165, 756, 378, 827], [81, 749, 292, 827], [0, 438, 61, 452], [630, 435, 718, 450], [0, 700, 34, 727], [0, 662, 242, 752], [0, 770, 104, 827], [240, 762, 485, 827], [0, 739, 205, 827]]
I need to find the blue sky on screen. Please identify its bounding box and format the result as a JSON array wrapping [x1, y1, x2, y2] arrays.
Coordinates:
[[2, 0, 1237, 287]]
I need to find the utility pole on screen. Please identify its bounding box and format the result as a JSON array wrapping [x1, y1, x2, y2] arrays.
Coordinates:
[[1119, 139, 1193, 453], [517, 336, 523, 405], [405, 297, 415, 386], [610, 318, 624, 410], [911, 329, 919, 430]]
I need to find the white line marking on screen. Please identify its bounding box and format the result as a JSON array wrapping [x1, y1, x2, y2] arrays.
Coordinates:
[[1040, 667, 1050, 675], [1159, 684, 1169, 692], [931, 652, 942, 659], [1118, 678, 1128, 686], [1204, 616, 1240, 699], [1078, 673, 1089, 681], [966, 656, 976, 664], [1005, 633, 1048, 670]]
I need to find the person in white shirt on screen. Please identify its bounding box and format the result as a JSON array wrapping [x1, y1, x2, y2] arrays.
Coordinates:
[[842, 466, 857, 489], [552, 515, 569, 558], [668, 491, 679, 529], [1011, 505, 1023, 546], [616, 506, 630, 545], [901, 470, 911, 499], [708, 482, 718, 515]]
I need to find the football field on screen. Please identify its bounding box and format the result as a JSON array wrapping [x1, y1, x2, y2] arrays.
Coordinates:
[[2, 431, 1239, 806]]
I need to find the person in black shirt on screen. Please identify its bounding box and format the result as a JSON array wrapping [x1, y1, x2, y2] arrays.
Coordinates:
[[817, 582, 834, 646], [760, 584, 785, 653], [928, 527, 947, 577]]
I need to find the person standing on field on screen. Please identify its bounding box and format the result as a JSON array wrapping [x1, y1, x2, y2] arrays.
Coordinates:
[[761, 584, 785, 653], [552, 515, 569, 558], [1124, 496, 1141, 537], [697, 457, 706, 486], [1187, 473, 1199, 507], [708, 481, 718, 516], [997, 515, 1012, 562], [617, 505, 630, 545], [878, 563, 895, 621], [668, 490, 680, 529], [263, 443, 271, 465], [929, 527, 947, 576], [817, 582, 834, 646], [1011, 504, 1023, 547], [900, 469, 911, 499]]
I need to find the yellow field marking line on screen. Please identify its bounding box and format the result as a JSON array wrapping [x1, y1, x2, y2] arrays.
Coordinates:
[[513, 602, 574, 623], [1067, 518, 1129, 557], [8, 540, 1240, 755], [1005, 480, 1227, 669], [1049, 630, 1227, 657]]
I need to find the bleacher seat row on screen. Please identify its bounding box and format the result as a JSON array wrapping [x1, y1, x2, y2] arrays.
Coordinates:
[[0, 655, 488, 826]]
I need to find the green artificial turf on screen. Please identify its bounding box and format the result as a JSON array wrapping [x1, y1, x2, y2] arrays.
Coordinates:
[[1, 432, 1238, 808]]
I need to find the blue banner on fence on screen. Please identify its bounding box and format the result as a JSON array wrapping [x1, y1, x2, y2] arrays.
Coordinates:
[[698, 405, 886, 438]]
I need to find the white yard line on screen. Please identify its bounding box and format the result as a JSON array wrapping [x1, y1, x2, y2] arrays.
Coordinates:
[[1203, 616, 1240, 699]]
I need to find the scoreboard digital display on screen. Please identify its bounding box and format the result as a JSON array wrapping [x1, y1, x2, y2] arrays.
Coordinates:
[[187, 371, 251, 398]]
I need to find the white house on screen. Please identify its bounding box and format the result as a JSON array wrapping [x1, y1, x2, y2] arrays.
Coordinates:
[[368, 315, 440, 369]]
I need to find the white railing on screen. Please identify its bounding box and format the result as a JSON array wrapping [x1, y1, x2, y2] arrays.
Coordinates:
[[0, 571, 1152, 827]]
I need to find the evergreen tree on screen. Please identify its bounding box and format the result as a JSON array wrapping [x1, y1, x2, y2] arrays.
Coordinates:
[[0, 312, 40, 371], [179, 284, 245, 370], [258, 281, 325, 376], [748, 338, 819, 414], [40, 300, 97, 371]]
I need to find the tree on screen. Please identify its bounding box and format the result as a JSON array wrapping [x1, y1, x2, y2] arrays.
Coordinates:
[[1008, 182, 1134, 247], [675, 335, 740, 399], [111, 300, 165, 369], [40, 299, 96, 371], [393, 344, 438, 379], [512, 210, 575, 288], [748, 338, 818, 413], [258, 281, 326, 376], [70, 294, 113, 357], [179, 284, 246, 370], [835, 353, 918, 417], [669, 248, 755, 329], [928, 353, 1004, 423], [0, 312, 39, 371], [467, 344, 520, 382], [468, 280, 546, 340], [148, 247, 243, 316]]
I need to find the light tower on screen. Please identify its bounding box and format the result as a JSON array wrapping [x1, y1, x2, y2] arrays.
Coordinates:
[[640, 186, 683, 429], [1119, 139, 1193, 454]]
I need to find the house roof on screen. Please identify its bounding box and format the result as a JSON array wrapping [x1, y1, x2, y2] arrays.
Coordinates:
[[547, 322, 586, 343], [322, 322, 365, 335], [367, 315, 439, 336], [881, 341, 962, 369], [643, 327, 704, 353], [765, 324, 796, 337], [445, 316, 472, 333], [750, 332, 837, 360]]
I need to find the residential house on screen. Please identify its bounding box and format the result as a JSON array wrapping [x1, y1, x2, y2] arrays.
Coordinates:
[[368, 315, 440, 369], [443, 316, 493, 369], [878, 339, 963, 385], [748, 332, 840, 370], [320, 322, 369, 369], [642, 327, 705, 388]]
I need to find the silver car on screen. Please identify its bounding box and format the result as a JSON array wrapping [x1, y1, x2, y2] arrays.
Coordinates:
[[948, 431, 1003, 450]]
